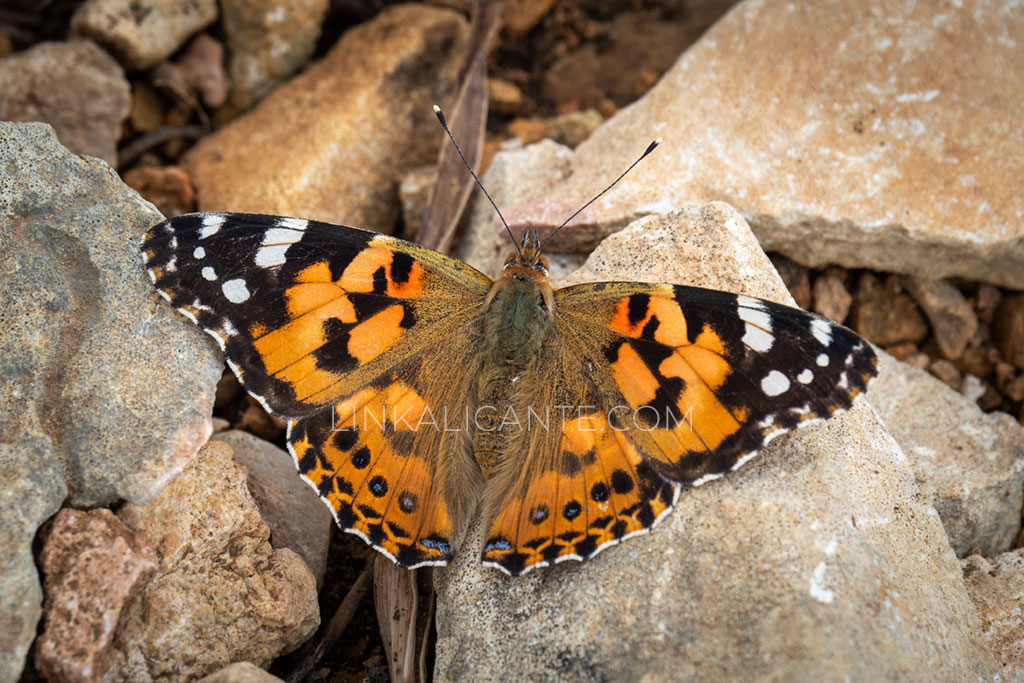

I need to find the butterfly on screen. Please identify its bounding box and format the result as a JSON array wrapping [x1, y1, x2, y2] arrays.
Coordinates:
[[142, 204, 877, 576]]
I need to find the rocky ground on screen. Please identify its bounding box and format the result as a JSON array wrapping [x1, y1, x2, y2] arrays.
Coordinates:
[[1, 0, 1023, 681]]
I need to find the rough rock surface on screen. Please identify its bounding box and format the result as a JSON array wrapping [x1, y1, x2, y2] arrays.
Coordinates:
[[211, 429, 333, 588], [0, 122, 220, 679], [108, 441, 319, 682], [0, 40, 130, 165], [221, 0, 330, 112], [0, 123, 221, 505], [71, 0, 219, 70], [508, 0, 1024, 288], [962, 551, 1024, 681], [197, 662, 284, 683], [435, 204, 997, 680], [869, 352, 1024, 556], [35, 509, 157, 683], [183, 5, 468, 234]]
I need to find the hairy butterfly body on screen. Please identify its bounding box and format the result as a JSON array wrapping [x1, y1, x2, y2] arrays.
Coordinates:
[[143, 211, 877, 576]]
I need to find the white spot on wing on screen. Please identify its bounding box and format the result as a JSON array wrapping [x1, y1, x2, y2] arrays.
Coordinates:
[[222, 278, 250, 303], [193, 246, 206, 259], [797, 369, 814, 383], [202, 266, 217, 281], [255, 244, 290, 268], [736, 295, 765, 310], [816, 353, 830, 367], [743, 325, 773, 352], [277, 217, 309, 231], [811, 319, 833, 346], [761, 370, 791, 397], [739, 306, 771, 328], [199, 214, 224, 239], [255, 227, 304, 267], [263, 227, 305, 245]]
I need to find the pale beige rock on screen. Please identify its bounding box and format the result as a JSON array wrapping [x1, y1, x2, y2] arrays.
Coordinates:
[[510, 0, 1024, 288], [197, 662, 283, 683], [435, 204, 997, 680], [0, 40, 130, 165], [184, 5, 468, 234], [221, 0, 329, 111], [108, 441, 319, 682], [71, 0, 219, 70], [962, 551, 1024, 680], [211, 429, 332, 588], [35, 509, 156, 683], [869, 352, 1024, 557]]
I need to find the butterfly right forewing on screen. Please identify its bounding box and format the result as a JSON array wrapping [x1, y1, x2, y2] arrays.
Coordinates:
[[552, 282, 878, 486]]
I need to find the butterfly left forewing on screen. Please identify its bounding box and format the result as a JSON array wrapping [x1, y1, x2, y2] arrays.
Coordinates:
[[143, 212, 492, 418]]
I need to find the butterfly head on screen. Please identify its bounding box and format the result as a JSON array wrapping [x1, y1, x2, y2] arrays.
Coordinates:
[[502, 229, 549, 278]]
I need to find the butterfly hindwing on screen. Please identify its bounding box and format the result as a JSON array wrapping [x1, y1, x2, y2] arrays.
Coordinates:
[[143, 212, 492, 418], [480, 338, 679, 575], [289, 350, 486, 568]]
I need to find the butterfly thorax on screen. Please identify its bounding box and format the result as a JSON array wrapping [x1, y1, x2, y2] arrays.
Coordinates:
[[472, 253, 555, 478]]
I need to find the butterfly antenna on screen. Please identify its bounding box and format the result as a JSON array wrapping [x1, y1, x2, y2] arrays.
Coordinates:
[[433, 105, 522, 258], [537, 138, 661, 255]]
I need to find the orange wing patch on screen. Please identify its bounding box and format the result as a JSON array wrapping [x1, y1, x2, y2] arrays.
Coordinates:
[[482, 407, 678, 576], [289, 379, 457, 568]]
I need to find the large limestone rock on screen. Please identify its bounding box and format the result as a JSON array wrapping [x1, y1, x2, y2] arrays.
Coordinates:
[[869, 352, 1024, 557], [0, 122, 220, 679], [506, 0, 1024, 288], [434, 204, 997, 680], [183, 5, 468, 234]]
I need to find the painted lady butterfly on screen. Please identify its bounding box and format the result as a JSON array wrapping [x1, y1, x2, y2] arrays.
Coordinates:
[[143, 157, 876, 577]]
